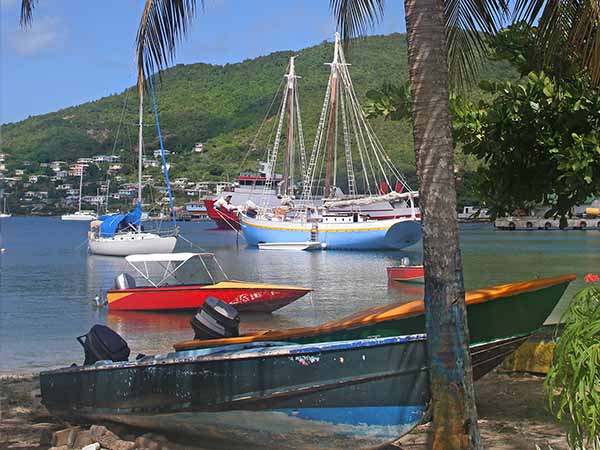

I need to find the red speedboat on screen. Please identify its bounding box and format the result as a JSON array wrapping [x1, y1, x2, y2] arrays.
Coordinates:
[[105, 253, 311, 312], [387, 264, 424, 283]]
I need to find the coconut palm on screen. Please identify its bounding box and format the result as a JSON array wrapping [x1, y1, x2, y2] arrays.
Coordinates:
[[18, 0, 600, 449]]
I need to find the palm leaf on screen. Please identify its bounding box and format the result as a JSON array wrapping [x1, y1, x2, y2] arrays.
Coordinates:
[[329, 0, 509, 88], [19, 0, 37, 27], [329, 0, 385, 47], [135, 0, 200, 93], [514, 0, 600, 85]]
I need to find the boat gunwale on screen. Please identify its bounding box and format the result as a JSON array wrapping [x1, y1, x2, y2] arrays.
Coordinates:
[[40, 334, 427, 376], [106, 280, 312, 295], [174, 274, 576, 351]]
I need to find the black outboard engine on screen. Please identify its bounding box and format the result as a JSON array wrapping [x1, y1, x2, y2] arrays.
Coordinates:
[[191, 297, 240, 340], [77, 324, 131, 365]]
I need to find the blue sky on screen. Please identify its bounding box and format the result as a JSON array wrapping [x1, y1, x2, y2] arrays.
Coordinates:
[[0, 0, 406, 124]]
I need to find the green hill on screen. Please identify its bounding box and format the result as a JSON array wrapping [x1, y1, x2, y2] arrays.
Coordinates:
[[0, 33, 516, 181]]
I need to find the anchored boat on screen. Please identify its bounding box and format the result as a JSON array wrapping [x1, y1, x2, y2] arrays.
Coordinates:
[[240, 34, 421, 250], [88, 77, 178, 256], [105, 252, 311, 312]]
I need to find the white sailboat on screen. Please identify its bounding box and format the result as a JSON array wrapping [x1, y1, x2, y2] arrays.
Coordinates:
[[61, 166, 96, 221], [0, 195, 11, 218], [88, 83, 177, 256]]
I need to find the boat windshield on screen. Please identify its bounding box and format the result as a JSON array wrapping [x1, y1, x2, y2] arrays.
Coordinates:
[[125, 253, 229, 287]]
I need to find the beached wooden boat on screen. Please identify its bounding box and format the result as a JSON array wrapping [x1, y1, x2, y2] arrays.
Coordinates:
[[175, 274, 575, 351], [41, 335, 430, 450], [106, 253, 311, 312], [387, 265, 424, 283]]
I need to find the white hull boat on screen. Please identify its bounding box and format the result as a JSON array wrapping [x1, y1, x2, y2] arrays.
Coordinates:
[[62, 211, 96, 221], [258, 241, 325, 251], [89, 233, 177, 257]]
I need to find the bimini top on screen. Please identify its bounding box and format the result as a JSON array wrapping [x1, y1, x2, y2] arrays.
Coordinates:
[[99, 202, 142, 237], [124, 252, 228, 287], [125, 252, 215, 263]]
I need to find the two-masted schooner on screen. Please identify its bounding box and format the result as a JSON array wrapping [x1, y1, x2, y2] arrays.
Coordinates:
[[240, 33, 421, 250]]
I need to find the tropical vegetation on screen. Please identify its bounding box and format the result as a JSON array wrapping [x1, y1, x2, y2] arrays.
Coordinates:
[[546, 276, 600, 450]]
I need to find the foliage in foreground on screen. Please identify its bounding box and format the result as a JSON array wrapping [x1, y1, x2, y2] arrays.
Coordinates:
[[545, 277, 600, 450], [453, 72, 600, 219]]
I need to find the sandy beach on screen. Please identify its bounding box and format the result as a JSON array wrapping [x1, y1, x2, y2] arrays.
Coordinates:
[[0, 371, 568, 450]]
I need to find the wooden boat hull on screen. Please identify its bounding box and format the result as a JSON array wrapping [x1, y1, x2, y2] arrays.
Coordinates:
[[204, 199, 240, 230], [107, 280, 311, 312], [387, 266, 424, 283], [175, 275, 575, 352], [41, 335, 430, 450]]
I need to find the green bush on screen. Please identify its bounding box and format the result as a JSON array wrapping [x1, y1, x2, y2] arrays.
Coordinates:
[[545, 276, 600, 449]]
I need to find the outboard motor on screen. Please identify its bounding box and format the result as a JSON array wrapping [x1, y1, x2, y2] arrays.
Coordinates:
[[191, 297, 240, 340], [114, 273, 136, 290], [77, 324, 131, 365]]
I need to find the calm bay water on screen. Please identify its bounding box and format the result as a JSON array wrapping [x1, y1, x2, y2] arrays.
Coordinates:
[[0, 217, 597, 374]]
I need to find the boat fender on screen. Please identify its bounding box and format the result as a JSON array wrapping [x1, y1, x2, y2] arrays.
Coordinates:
[[77, 325, 131, 366], [191, 297, 240, 340]]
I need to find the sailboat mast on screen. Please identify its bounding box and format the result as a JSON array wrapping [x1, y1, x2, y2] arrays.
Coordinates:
[[324, 33, 340, 198], [78, 166, 83, 212], [137, 86, 144, 207], [282, 56, 296, 197]]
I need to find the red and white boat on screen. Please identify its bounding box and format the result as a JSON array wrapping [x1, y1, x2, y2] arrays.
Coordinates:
[[105, 253, 311, 312], [387, 264, 424, 283]]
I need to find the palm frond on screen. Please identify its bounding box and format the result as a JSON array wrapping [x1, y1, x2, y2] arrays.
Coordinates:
[[330, 0, 508, 89], [136, 0, 200, 93], [515, 0, 600, 85], [19, 0, 37, 27], [329, 0, 385, 47], [445, 0, 509, 88]]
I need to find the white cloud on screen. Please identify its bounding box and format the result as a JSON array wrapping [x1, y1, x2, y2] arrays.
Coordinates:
[[8, 16, 66, 56]]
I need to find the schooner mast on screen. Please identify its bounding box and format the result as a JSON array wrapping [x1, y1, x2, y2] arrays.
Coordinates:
[[302, 32, 416, 208], [262, 56, 307, 203]]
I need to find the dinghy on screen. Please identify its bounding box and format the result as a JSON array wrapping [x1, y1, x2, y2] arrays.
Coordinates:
[[258, 241, 325, 251]]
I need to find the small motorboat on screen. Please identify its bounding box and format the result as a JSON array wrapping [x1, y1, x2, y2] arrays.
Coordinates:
[[104, 252, 311, 312], [41, 329, 430, 450], [258, 241, 325, 251], [387, 265, 424, 283]]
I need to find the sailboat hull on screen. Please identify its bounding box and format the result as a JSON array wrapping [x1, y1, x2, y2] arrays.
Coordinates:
[[89, 233, 177, 256], [240, 215, 421, 250]]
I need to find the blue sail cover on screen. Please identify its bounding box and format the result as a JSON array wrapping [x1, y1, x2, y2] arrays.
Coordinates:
[[98, 202, 142, 237]]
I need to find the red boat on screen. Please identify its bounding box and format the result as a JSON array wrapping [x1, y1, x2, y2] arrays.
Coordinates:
[[387, 264, 424, 283], [204, 199, 241, 230], [105, 253, 311, 312]]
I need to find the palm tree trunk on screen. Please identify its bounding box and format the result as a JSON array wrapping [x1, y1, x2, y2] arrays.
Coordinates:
[[404, 0, 482, 448]]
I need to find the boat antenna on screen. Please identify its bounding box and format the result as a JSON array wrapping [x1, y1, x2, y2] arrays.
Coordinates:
[[148, 73, 177, 227]]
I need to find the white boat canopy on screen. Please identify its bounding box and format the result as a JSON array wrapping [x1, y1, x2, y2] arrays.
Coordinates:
[[124, 253, 228, 287]]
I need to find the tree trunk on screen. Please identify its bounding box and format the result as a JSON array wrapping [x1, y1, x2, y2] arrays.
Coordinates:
[[404, 0, 482, 449]]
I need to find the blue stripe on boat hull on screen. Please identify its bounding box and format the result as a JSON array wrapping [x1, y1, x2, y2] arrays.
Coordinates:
[[241, 219, 422, 250], [106, 405, 426, 450]]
